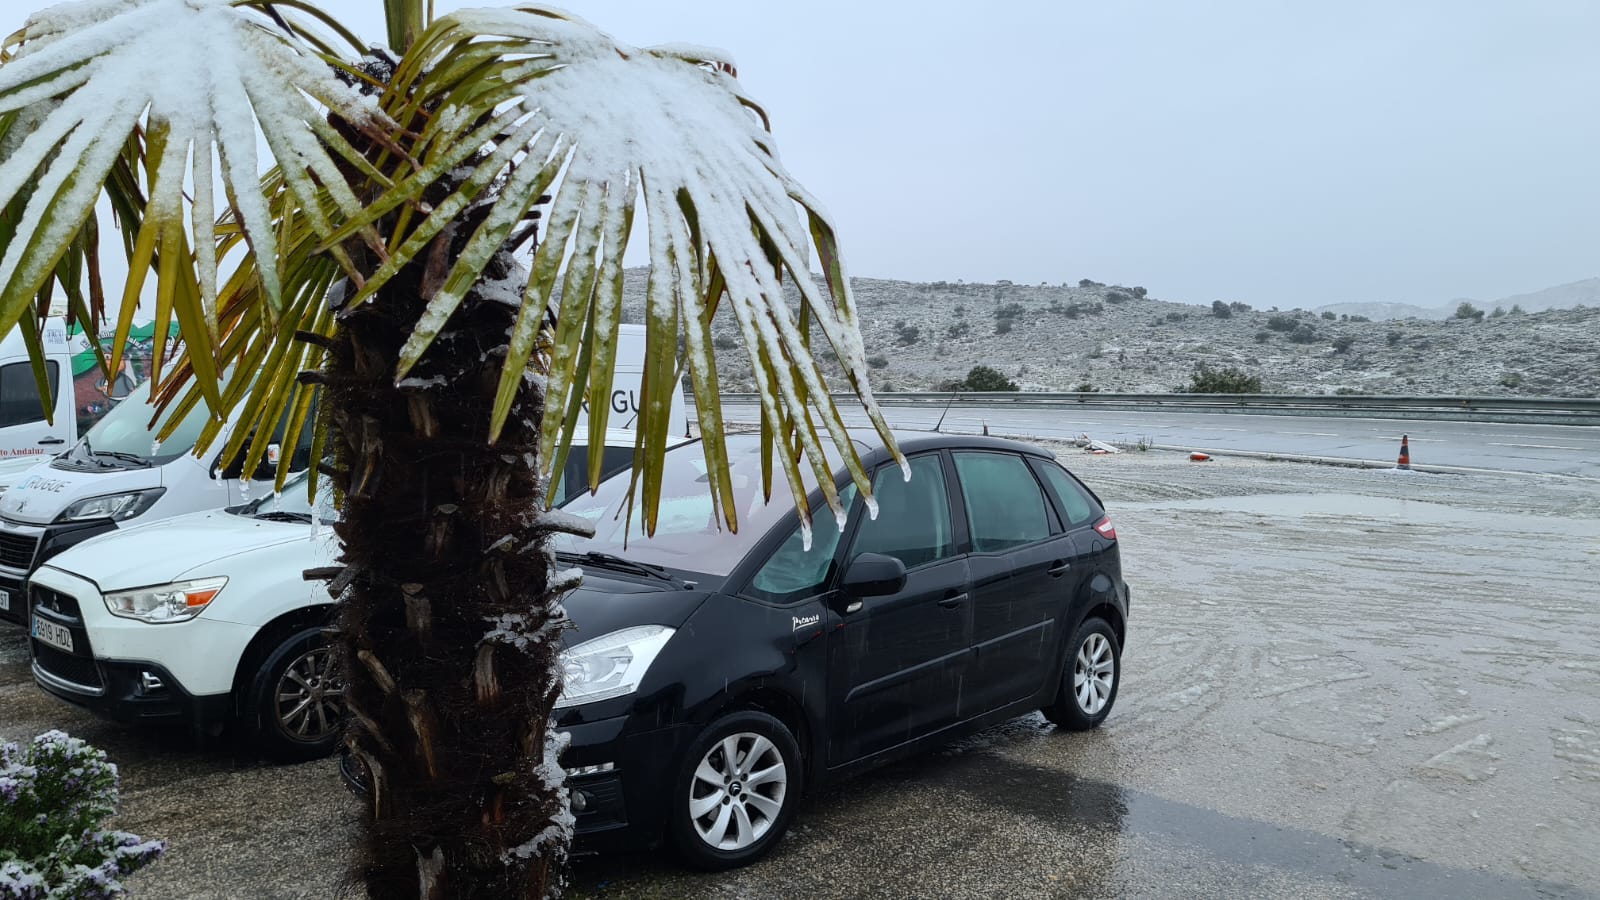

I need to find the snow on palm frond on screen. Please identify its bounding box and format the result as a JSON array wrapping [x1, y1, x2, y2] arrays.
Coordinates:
[[334, 5, 901, 538], [0, 0, 389, 359]]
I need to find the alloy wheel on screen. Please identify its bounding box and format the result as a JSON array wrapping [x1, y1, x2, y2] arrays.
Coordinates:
[[1073, 632, 1115, 716], [687, 732, 788, 851], [275, 646, 344, 742]]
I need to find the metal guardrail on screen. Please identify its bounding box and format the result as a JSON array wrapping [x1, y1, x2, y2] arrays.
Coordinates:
[[710, 392, 1600, 426]]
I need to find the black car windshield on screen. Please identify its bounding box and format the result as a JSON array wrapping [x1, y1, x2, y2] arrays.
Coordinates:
[[78, 380, 212, 465], [236, 470, 338, 521], [553, 436, 853, 577]]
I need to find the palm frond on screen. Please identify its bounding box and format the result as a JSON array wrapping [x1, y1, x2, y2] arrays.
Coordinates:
[[0, 0, 388, 357], [362, 5, 902, 538]]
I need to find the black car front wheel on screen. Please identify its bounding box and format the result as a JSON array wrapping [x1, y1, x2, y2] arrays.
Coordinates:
[[246, 627, 344, 762], [1043, 617, 1121, 730], [668, 710, 802, 870]]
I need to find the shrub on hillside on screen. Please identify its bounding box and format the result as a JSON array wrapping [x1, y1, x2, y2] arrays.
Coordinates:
[[994, 302, 1026, 320], [1078, 279, 1103, 289], [1287, 324, 1320, 344], [893, 321, 920, 346], [1254, 330, 1271, 343], [1164, 311, 1189, 323], [1211, 300, 1232, 319], [1229, 301, 1252, 313], [1386, 330, 1403, 346], [866, 355, 888, 369], [713, 334, 737, 351], [1454, 302, 1485, 322], [1105, 290, 1132, 304], [994, 319, 1013, 335], [1184, 365, 1262, 394], [959, 365, 1019, 392], [1266, 314, 1297, 332], [1332, 335, 1356, 353], [1130, 286, 1148, 299], [946, 322, 970, 338], [1321, 311, 1337, 320], [0, 731, 165, 898]]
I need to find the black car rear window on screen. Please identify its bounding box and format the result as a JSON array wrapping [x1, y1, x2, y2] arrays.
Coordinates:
[[1034, 460, 1100, 527]]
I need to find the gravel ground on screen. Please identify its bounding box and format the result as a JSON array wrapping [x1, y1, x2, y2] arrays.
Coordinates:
[[2, 447, 1597, 898]]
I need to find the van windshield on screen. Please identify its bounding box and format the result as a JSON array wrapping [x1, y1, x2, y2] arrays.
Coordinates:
[[76, 382, 212, 466]]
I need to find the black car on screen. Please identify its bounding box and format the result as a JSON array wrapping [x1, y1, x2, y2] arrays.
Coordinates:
[[541, 430, 1130, 869]]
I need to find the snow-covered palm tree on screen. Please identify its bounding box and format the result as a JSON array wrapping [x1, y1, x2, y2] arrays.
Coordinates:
[[0, 1, 898, 895]]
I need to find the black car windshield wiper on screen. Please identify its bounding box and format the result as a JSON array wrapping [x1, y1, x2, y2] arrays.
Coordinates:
[[560, 550, 683, 587], [252, 510, 313, 523]]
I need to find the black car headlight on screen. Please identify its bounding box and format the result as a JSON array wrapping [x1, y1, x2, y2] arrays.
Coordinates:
[[555, 625, 674, 709], [54, 488, 166, 523]]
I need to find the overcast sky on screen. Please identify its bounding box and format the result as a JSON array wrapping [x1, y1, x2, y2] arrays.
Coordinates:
[[8, 1, 1599, 308]]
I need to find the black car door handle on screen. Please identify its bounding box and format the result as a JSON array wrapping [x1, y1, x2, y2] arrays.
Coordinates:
[[37, 437, 64, 445], [938, 592, 968, 608], [1048, 562, 1070, 576]]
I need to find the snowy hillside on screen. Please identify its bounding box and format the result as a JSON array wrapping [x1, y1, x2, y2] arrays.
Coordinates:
[[616, 272, 1600, 398]]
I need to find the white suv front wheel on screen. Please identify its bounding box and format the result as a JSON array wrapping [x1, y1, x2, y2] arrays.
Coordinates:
[[246, 626, 344, 762]]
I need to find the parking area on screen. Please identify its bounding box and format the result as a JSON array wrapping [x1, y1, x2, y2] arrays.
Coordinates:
[[3, 447, 1598, 898]]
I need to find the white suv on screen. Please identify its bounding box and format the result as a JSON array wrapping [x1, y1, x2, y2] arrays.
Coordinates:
[[29, 472, 342, 760], [27, 433, 678, 760]]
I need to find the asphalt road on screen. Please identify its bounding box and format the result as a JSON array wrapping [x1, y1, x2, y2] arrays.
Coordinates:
[[1, 447, 1597, 898], [718, 400, 1600, 478]]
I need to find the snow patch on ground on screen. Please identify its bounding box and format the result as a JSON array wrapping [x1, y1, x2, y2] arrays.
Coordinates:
[[1419, 733, 1501, 781], [1409, 712, 1487, 736]]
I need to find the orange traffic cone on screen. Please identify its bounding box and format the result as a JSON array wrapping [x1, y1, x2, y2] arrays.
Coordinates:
[[1190, 451, 1211, 462], [1397, 434, 1411, 470]]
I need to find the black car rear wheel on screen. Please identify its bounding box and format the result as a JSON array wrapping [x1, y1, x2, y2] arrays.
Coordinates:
[[668, 710, 802, 870], [1043, 617, 1121, 730]]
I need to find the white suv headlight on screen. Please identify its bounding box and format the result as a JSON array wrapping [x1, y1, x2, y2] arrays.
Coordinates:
[[555, 625, 674, 709], [103, 577, 228, 624]]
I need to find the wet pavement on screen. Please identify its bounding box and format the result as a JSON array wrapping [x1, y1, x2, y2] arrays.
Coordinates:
[[721, 399, 1600, 478], [2, 447, 1598, 898]]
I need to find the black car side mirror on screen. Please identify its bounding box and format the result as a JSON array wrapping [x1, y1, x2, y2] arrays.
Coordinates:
[[840, 552, 906, 599]]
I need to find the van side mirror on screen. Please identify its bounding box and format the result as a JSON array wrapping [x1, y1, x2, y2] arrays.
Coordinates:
[[840, 552, 906, 599]]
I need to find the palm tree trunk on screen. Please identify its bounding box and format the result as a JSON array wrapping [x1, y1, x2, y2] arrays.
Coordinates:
[[322, 232, 573, 897]]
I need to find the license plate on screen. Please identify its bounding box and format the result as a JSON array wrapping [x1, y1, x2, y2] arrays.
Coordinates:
[[0, 588, 8, 612], [31, 615, 72, 653]]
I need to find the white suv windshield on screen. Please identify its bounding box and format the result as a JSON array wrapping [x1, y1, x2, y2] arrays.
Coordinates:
[[553, 436, 850, 577], [237, 471, 338, 521]]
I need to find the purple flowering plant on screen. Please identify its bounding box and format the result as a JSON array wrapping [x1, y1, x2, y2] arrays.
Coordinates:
[[0, 731, 164, 899]]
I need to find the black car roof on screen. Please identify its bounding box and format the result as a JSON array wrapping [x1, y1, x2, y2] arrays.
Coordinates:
[[824, 429, 1053, 474]]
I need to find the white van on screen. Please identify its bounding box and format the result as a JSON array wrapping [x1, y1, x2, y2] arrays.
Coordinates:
[[2, 323, 686, 627], [581, 324, 688, 438], [0, 377, 313, 626], [0, 318, 76, 475]]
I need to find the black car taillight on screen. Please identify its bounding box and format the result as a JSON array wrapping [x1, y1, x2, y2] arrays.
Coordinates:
[[1094, 516, 1117, 541]]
